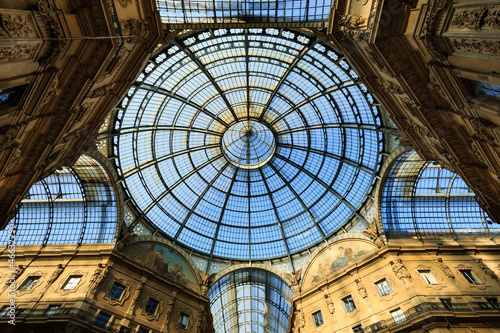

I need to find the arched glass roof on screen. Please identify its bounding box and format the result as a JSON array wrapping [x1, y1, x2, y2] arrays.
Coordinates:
[[114, 28, 384, 260], [208, 269, 293, 333], [0, 154, 118, 248], [381, 150, 500, 239]]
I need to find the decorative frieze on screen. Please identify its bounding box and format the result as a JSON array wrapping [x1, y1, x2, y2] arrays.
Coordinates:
[[0, 44, 38, 62], [451, 38, 500, 56], [450, 5, 500, 31]]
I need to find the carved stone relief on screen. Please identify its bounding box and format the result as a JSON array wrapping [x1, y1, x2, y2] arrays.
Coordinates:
[[451, 38, 500, 56], [103, 278, 131, 306], [0, 14, 36, 38], [338, 14, 368, 39], [118, 0, 133, 7], [450, 5, 500, 31], [0, 44, 37, 62]]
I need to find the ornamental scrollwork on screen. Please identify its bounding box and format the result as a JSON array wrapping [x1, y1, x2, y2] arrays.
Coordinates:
[[0, 14, 36, 38]]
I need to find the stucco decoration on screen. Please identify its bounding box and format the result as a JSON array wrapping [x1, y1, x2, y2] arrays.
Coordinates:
[[122, 242, 198, 292], [303, 239, 377, 288]]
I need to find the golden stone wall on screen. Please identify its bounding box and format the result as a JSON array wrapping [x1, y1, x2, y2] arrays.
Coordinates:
[[0, 243, 214, 333], [288, 238, 500, 333]]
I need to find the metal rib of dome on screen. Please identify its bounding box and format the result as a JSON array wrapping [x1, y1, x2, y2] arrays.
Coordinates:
[[114, 28, 384, 260]]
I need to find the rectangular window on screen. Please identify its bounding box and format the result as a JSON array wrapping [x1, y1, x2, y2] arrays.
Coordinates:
[[312, 311, 324, 327], [19, 276, 40, 291], [440, 298, 453, 310], [460, 270, 481, 284], [63, 275, 82, 290], [45, 305, 61, 316], [375, 279, 392, 296], [108, 282, 125, 300], [145, 298, 159, 315], [138, 327, 149, 333], [95, 312, 111, 328], [419, 270, 438, 284], [343, 296, 356, 312], [353, 324, 364, 333], [390, 308, 406, 325], [179, 312, 190, 329]]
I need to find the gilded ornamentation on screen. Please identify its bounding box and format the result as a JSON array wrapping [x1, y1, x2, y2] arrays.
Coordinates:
[[199, 269, 216, 296], [379, 79, 405, 95], [0, 14, 35, 38], [0, 44, 37, 62], [284, 268, 302, 293], [362, 218, 385, 248], [295, 309, 306, 333], [338, 14, 367, 39], [123, 19, 151, 43], [41, 76, 60, 105]]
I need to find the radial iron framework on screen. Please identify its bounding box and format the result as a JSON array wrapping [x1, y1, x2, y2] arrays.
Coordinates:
[[114, 28, 388, 261]]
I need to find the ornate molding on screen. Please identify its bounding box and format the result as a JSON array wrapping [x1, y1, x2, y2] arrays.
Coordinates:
[[0, 44, 38, 62], [450, 5, 500, 31], [57, 271, 87, 296], [451, 38, 500, 55], [141, 293, 164, 321], [103, 278, 131, 306], [0, 13, 36, 38]]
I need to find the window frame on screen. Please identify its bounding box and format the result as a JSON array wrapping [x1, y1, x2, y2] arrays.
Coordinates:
[[63, 275, 82, 290], [375, 279, 392, 296], [144, 298, 160, 316], [108, 282, 126, 300], [342, 295, 356, 313], [418, 270, 438, 285], [19, 276, 40, 291], [312, 310, 324, 327], [178, 312, 190, 329], [353, 324, 364, 333], [390, 308, 406, 325], [459, 269, 481, 284]]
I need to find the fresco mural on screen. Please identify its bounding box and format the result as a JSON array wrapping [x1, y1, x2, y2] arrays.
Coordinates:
[[123, 242, 198, 291], [303, 240, 377, 288]]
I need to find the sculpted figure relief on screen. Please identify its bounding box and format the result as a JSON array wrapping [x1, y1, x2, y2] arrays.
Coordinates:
[[390, 259, 411, 282], [476, 259, 498, 280], [362, 218, 385, 248], [355, 279, 368, 298], [88, 263, 110, 295], [436, 258, 454, 279], [285, 268, 302, 293]]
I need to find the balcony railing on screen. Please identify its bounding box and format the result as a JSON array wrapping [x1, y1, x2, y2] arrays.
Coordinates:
[[1, 307, 152, 333], [365, 302, 499, 333]]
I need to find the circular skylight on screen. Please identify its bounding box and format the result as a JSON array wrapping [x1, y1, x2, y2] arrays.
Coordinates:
[[114, 28, 384, 260], [222, 120, 276, 169]]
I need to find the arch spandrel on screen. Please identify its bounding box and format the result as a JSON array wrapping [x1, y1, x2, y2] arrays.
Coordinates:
[[301, 237, 377, 291]]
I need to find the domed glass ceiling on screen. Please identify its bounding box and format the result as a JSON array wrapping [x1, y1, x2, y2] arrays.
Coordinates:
[[114, 28, 384, 260]]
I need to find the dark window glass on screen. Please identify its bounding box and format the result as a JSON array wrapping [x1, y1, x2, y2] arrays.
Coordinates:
[[108, 282, 125, 300], [486, 298, 499, 310], [353, 324, 364, 333], [95, 312, 111, 328], [312, 311, 324, 327], [440, 298, 452, 310], [145, 298, 159, 315], [138, 328, 149, 333], [460, 270, 481, 284]]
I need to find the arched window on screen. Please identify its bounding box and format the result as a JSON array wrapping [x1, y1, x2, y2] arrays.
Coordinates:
[[0, 154, 118, 247], [381, 150, 499, 240], [208, 269, 293, 333]]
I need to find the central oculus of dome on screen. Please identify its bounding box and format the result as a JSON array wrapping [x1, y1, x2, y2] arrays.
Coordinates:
[[222, 121, 275, 169]]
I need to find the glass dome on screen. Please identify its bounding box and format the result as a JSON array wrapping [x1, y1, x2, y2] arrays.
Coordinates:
[[113, 28, 384, 260]]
